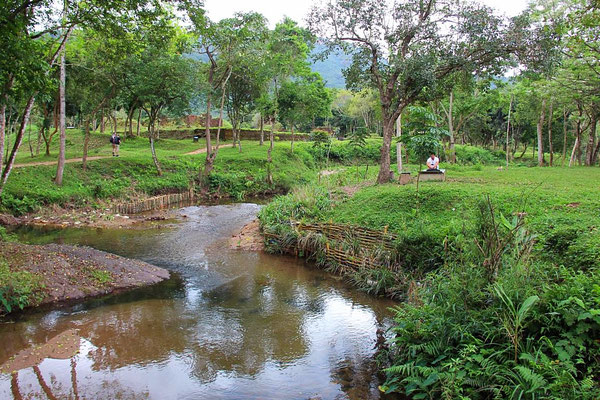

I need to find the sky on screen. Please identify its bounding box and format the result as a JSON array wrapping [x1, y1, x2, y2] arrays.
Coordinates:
[[203, 0, 531, 27]]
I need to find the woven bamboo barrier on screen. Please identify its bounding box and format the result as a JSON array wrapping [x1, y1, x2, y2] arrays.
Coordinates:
[[292, 221, 397, 252], [111, 188, 195, 215], [265, 221, 400, 272]]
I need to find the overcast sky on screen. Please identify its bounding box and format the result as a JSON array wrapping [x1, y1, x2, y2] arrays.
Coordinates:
[[203, 0, 531, 27]]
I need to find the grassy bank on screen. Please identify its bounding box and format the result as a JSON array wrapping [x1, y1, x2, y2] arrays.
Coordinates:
[[1, 132, 318, 215], [258, 164, 600, 399]]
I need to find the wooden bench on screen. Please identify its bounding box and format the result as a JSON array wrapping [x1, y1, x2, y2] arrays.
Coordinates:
[[418, 169, 446, 182]]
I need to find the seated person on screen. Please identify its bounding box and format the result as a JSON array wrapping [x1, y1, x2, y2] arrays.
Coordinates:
[[426, 153, 440, 171]]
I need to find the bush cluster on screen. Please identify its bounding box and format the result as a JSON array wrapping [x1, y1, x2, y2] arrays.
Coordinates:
[[0, 259, 45, 314]]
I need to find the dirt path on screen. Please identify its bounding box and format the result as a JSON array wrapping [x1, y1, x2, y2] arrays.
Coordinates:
[[184, 143, 235, 155], [13, 156, 110, 168]]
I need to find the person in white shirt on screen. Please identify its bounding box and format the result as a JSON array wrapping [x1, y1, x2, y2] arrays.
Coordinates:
[[426, 153, 439, 170]]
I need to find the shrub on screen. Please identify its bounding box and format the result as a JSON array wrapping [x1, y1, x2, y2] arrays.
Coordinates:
[[0, 260, 45, 314], [453, 144, 504, 165], [380, 206, 600, 399]]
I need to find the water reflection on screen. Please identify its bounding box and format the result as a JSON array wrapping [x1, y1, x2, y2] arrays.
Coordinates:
[[1, 204, 397, 399]]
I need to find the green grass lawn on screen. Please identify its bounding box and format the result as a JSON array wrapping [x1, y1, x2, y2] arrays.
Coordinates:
[[1, 133, 316, 214]]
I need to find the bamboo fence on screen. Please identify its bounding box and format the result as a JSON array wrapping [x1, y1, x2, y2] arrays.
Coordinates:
[[265, 221, 400, 272], [111, 188, 195, 215], [292, 221, 397, 252]]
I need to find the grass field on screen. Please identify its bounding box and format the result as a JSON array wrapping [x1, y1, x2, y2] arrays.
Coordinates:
[[1, 130, 317, 215]]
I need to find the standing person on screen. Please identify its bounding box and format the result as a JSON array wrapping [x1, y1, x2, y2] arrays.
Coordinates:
[[110, 133, 121, 157], [426, 152, 439, 170]]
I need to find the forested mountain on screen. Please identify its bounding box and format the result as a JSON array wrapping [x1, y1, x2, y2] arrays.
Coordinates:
[[188, 45, 349, 89], [310, 45, 349, 88]]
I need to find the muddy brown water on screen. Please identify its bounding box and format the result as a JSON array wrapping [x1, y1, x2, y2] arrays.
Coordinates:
[[0, 203, 399, 400]]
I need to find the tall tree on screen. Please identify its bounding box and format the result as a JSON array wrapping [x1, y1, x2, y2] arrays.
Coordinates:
[[309, 0, 530, 183], [278, 73, 332, 152], [224, 15, 269, 152], [263, 18, 314, 184], [190, 12, 268, 177]]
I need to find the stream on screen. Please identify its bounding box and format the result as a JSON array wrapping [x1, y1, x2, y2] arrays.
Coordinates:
[[0, 203, 398, 400]]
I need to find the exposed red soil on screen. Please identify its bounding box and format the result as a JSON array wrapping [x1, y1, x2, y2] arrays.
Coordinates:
[[229, 219, 264, 251]]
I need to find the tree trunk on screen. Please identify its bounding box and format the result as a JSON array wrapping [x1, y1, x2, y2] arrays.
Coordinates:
[[100, 110, 105, 133], [396, 114, 403, 173], [537, 99, 546, 167], [548, 102, 553, 166], [0, 103, 5, 170], [202, 67, 214, 179], [376, 117, 394, 183], [0, 96, 35, 197], [149, 123, 162, 176], [448, 91, 456, 163], [569, 114, 582, 167], [585, 111, 597, 166], [237, 122, 242, 153], [267, 116, 275, 185], [35, 124, 41, 156], [82, 116, 91, 171], [28, 121, 34, 157], [127, 104, 136, 137], [55, 49, 66, 186], [203, 68, 230, 178], [506, 95, 513, 167], [562, 108, 568, 167], [593, 137, 600, 165], [111, 111, 117, 135], [259, 115, 264, 146], [518, 143, 528, 159], [136, 108, 141, 137]]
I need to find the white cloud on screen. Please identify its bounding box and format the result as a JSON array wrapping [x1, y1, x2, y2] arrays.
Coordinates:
[[203, 0, 312, 27]]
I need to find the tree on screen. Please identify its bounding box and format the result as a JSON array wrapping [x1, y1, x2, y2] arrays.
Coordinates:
[[347, 89, 380, 136], [0, 0, 173, 197], [131, 44, 198, 175], [189, 12, 268, 177], [278, 73, 332, 152], [224, 15, 269, 153], [263, 18, 315, 184], [309, 0, 526, 183]]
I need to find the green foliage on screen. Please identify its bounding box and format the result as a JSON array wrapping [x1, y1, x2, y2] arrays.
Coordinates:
[[452, 144, 504, 165], [381, 203, 600, 399], [310, 129, 332, 148], [86, 268, 112, 285], [401, 106, 449, 164], [0, 260, 44, 314]]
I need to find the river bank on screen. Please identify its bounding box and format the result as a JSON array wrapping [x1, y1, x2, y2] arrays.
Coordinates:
[[0, 241, 170, 314], [258, 164, 600, 398], [0, 205, 184, 230]]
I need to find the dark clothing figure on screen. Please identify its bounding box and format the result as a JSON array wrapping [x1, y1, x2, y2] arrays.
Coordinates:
[[110, 134, 121, 156]]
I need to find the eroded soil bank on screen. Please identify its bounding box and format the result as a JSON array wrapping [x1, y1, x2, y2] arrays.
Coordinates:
[[0, 242, 169, 309], [0, 206, 183, 230]]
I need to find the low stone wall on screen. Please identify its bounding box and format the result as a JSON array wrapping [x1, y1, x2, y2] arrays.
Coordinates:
[[121, 128, 311, 142]]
